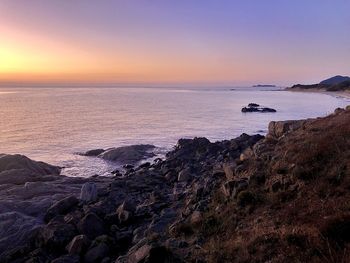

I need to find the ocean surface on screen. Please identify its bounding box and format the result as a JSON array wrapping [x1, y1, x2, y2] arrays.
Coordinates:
[[0, 86, 348, 177]]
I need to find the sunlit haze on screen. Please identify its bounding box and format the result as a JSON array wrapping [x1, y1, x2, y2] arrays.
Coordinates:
[[0, 0, 349, 85]]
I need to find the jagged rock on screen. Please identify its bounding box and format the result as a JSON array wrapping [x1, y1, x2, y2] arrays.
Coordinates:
[[78, 213, 105, 239], [44, 195, 79, 222], [80, 182, 98, 203], [268, 120, 306, 139], [66, 234, 91, 255]]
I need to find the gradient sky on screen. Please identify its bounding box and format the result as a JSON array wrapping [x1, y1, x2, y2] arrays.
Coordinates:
[[0, 0, 349, 85]]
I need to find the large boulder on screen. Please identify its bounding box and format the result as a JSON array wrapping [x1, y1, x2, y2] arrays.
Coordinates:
[[98, 145, 156, 164], [66, 235, 91, 255], [0, 154, 61, 185], [35, 221, 77, 252], [268, 120, 306, 139], [44, 195, 79, 222], [77, 213, 105, 239]]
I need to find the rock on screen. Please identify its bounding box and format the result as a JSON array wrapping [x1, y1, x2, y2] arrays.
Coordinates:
[[44, 195, 79, 222], [177, 168, 192, 182], [35, 221, 77, 252], [80, 182, 98, 203], [84, 243, 109, 263], [78, 213, 105, 239], [268, 120, 306, 139], [98, 145, 156, 164], [0, 154, 61, 176], [52, 255, 80, 263], [239, 147, 254, 161], [83, 149, 105, 156], [116, 201, 136, 224], [0, 212, 41, 256], [241, 104, 276, 113], [0, 154, 61, 185], [126, 241, 173, 263], [66, 234, 91, 255]]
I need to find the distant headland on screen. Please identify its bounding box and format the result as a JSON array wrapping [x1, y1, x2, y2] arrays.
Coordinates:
[[288, 75, 350, 92]]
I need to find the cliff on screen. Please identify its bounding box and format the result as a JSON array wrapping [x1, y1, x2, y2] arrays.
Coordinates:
[[288, 75, 350, 92]]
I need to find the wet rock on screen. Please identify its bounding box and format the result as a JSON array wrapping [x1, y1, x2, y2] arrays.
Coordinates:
[[78, 213, 105, 240], [80, 182, 98, 203], [98, 144, 156, 164], [66, 234, 91, 255], [83, 149, 105, 156], [44, 195, 79, 222]]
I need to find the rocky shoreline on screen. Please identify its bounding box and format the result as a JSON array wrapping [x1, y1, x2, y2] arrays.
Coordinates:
[[1, 106, 350, 262]]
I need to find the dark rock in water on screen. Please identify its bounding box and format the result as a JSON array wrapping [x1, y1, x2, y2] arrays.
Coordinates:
[[83, 149, 105, 156], [44, 195, 79, 222], [241, 104, 276, 113], [77, 213, 105, 240], [261, 107, 277, 112], [98, 144, 156, 164]]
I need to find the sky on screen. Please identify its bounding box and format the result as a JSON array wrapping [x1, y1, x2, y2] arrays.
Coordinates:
[[0, 0, 349, 86]]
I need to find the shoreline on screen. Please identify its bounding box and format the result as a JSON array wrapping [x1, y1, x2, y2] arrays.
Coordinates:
[[285, 87, 350, 99]]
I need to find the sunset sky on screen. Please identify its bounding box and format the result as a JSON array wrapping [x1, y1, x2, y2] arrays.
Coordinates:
[[0, 0, 349, 85]]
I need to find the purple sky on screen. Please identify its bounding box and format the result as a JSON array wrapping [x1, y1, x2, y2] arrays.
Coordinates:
[[0, 0, 349, 85]]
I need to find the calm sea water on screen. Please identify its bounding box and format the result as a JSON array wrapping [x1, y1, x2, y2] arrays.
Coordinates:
[[0, 86, 348, 177]]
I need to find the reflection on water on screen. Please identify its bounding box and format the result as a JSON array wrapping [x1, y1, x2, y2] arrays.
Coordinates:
[[0, 86, 348, 177]]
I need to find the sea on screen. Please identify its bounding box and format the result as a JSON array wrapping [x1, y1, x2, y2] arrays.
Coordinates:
[[0, 85, 348, 177]]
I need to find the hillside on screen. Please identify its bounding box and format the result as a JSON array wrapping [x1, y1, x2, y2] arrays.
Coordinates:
[[288, 75, 350, 92]]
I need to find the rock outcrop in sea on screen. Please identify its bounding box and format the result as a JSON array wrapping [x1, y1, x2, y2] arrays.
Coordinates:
[[1, 106, 350, 262]]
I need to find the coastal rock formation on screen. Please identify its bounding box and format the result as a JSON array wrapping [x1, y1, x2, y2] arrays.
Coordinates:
[[0, 154, 61, 185], [82, 144, 156, 164], [241, 103, 277, 113], [1, 106, 350, 262], [288, 75, 350, 91]]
